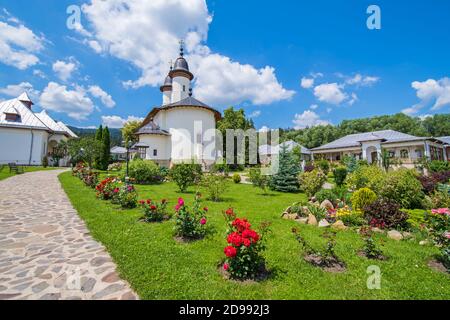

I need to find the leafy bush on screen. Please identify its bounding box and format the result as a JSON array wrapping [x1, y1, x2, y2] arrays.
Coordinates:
[[139, 199, 169, 222], [126, 159, 162, 184], [417, 171, 450, 195], [95, 177, 121, 200], [316, 160, 330, 175], [108, 162, 122, 171], [303, 164, 315, 172], [268, 146, 301, 192], [306, 204, 327, 221], [249, 168, 270, 194], [299, 169, 327, 197], [174, 196, 208, 240], [117, 184, 138, 209], [342, 155, 358, 173], [315, 189, 338, 205], [335, 206, 366, 226], [351, 188, 377, 211], [333, 166, 347, 187], [364, 198, 408, 229], [345, 165, 386, 193], [232, 173, 241, 184], [380, 168, 425, 209], [222, 208, 270, 280], [169, 163, 202, 192], [82, 171, 99, 188], [42, 156, 48, 168], [431, 190, 450, 208], [359, 226, 384, 259], [200, 173, 228, 202], [428, 160, 450, 173], [404, 209, 427, 231], [425, 208, 450, 270]]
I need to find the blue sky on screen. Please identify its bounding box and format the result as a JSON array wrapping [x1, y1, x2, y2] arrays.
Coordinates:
[[0, 0, 449, 129]]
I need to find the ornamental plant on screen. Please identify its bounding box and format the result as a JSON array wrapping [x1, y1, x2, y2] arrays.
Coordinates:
[[298, 169, 327, 197], [200, 173, 228, 202], [364, 198, 408, 230], [249, 167, 270, 195], [169, 163, 203, 192], [380, 168, 425, 209], [425, 208, 450, 270], [359, 226, 384, 259], [222, 208, 270, 280], [335, 206, 365, 227], [108, 162, 122, 172], [351, 188, 377, 211], [82, 171, 99, 188], [139, 198, 169, 222], [174, 196, 208, 240], [268, 144, 301, 192], [232, 173, 241, 184], [117, 184, 138, 209], [96, 177, 121, 200], [333, 166, 347, 187]]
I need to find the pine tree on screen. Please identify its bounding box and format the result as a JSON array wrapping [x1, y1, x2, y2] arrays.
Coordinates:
[[269, 144, 301, 192], [100, 126, 111, 170], [93, 125, 103, 169]]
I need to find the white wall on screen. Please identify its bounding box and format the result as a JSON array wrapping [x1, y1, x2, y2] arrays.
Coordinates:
[[139, 135, 170, 160], [0, 127, 48, 165], [171, 76, 190, 103], [162, 90, 171, 105]]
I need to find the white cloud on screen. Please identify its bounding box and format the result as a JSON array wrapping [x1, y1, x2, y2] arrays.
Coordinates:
[[249, 110, 261, 118], [88, 85, 116, 108], [326, 107, 332, 113], [81, 0, 294, 106], [292, 110, 330, 130], [402, 78, 450, 115], [101, 115, 144, 128], [309, 104, 318, 110], [52, 59, 78, 81], [313, 83, 347, 105], [39, 82, 94, 120], [258, 126, 271, 133], [348, 93, 358, 106], [0, 82, 40, 100], [33, 69, 47, 79], [345, 74, 379, 87], [0, 19, 44, 69], [301, 77, 314, 89]]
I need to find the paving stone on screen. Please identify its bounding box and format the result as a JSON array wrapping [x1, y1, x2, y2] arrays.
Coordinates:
[[0, 170, 137, 300]]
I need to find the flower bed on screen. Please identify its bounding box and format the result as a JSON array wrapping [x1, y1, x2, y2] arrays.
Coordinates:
[[173, 195, 208, 241]]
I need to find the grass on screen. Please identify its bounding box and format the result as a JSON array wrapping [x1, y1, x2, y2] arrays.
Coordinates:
[[59, 171, 450, 300], [0, 166, 60, 181]]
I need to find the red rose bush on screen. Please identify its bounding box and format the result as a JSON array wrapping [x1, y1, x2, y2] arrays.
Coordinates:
[[174, 195, 208, 240], [139, 198, 169, 222], [222, 208, 270, 280]]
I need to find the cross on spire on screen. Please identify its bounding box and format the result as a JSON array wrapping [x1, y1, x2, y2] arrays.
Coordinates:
[[179, 39, 185, 57], [168, 59, 173, 70]]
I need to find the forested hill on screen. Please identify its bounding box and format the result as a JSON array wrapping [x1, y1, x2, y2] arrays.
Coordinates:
[[68, 126, 123, 147], [281, 113, 450, 149]]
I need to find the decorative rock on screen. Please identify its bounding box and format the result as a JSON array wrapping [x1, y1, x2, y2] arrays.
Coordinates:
[[320, 200, 334, 211], [282, 213, 299, 220], [296, 218, 308, 224], [372, 227, 384, 233], [387, 230, 403, 241], [419, 240, 429, 246], [302, 206, 311, 216], [332, 220, 347, 230], [402, 232, 413, 239], [318, 219, 330, 228], [307, 214, 318, 226]]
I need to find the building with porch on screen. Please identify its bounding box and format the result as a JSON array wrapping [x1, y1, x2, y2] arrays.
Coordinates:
[[0, 92, 77, 166], [258, 140, 311, 165], [437, 136, 450, 161], [311, 130, 446, 167]]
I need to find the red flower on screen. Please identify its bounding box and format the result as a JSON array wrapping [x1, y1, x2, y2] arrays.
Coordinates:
[[223, 263, 229, 271], [139, 200, 145, 205], [227, 232, 243, 247], [146, 199, 152, 204], [224, 246, 237, 258], [200, 218, 207, 225], [150, 205, 157, 211], [203, 207, 208, 212], [242, 229, 259, 243], [225, 208, 235, 216], [243, 238, 251, 247], [232, 218, 251, 233]]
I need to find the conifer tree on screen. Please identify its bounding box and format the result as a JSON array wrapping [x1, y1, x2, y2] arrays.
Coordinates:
[[100, 126, 111, 170], [269, 144, 301, 192], [94, 125, 103, 169]]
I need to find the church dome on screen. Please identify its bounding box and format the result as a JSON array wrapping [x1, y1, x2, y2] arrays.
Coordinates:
[[173, 57, 189, 72], [160, 74, 173, 92], [164, 74, 172, 86]]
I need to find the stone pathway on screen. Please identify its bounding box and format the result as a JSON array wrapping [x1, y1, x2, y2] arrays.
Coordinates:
[[0, 170, 137, 300]]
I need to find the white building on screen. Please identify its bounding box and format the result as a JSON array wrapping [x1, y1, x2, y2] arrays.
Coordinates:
[[311, 130, 447, 167], [136, 44, 221, 168], [258, 140, 311, 164], [0, 92, 77, 166]]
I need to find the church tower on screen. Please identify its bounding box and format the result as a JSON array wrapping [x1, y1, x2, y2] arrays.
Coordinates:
[[160, 70, 173, 105], [169, 41, 194, 103]]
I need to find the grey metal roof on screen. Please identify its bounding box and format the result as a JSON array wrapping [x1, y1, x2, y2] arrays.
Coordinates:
[[259, 140, 311, 155], [0, 97, 48, 130], [111, 146, 127, 154], [164, 96, 210, 109], [437, 136, 450, 145], [173, 57, 189, 72], [163, 75, 172, 86], [133, 142, 150, 148], [312, 130, 424, 151], [135, 120, 170, 136]]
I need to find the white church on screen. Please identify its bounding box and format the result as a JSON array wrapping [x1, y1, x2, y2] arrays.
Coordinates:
[[0, 92, 77, 166], [135, 44, 221, 168]]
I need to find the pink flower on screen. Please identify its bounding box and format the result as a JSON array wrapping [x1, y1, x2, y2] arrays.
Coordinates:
[[175, 204, 181, 212], [200, 218, 207, 225], [444, 232, 450, 239], [203, 207, 208, 212], [432, 208, 450, 215], [223, 263, 229, 271], [178, 198, 184, 206]]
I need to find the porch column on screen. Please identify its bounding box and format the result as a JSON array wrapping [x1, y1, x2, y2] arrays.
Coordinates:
[[424, 141, 431, 160]]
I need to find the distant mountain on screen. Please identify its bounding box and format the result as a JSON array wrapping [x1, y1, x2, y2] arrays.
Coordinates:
[[68, 126, 123, 147]]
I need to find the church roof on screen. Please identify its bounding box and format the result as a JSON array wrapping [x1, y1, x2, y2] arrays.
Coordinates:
[[0, 97, 48, 130], [35, 110, 67, 134], [135, 119, 171, 136]]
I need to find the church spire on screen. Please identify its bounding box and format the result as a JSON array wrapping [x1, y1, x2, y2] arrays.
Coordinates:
[[179, 39, 184, 57]]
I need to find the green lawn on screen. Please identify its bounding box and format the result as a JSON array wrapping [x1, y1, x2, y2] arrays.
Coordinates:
[[59, 171, 450, 300], [0, 166, 60, 181]]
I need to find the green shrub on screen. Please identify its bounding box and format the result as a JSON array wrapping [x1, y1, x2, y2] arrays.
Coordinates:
[[117, 184, 138, 209], [316, 160, 330, 175], [268, 145, 301, 192], [306, 204, 327, 221], [333, 166, 347, 187], [125, 159, 162, 184], [342, 155, 358, 173], [345, 165, 386, 193], [351, 188, 377, 211], [380, 168, 425, 209], [404, 209, 427, 230], [232, 173, 241, 184], [430, 190, 450, 208], [249, 168, 270, 194], [174, 196, 208, 240], [42, 156, 48, 168], [299, 169, 327, 197], [200, 173, 228, 202], [315, 189, 338, 204], [428, 160, 450, 173], [169, 163, 202, 192], [364, 198, 408, 229]]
